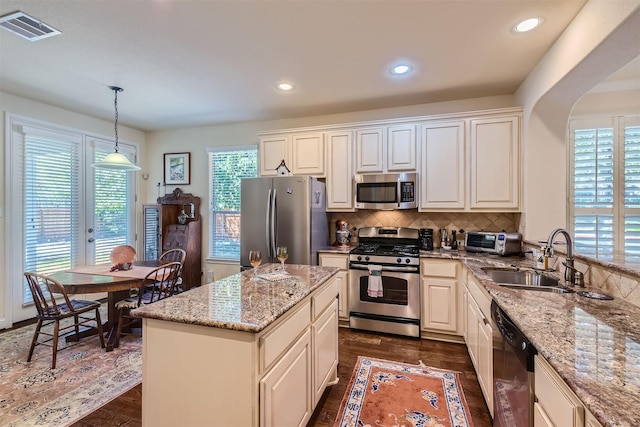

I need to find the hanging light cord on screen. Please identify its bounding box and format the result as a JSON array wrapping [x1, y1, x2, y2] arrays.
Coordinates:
[[110, 86, 123, 153]]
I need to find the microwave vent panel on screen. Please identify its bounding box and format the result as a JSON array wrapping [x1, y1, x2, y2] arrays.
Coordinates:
[[0, 11, 61, 41]]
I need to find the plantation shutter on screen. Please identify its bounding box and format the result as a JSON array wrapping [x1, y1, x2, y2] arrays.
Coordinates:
[[624, 123, 640, 255], [572, 124, 614, 259], [207, 146, 257, 260], [23, 127, 82, 303], [570, 115, 640, 261], [91, 138, 137, 264]]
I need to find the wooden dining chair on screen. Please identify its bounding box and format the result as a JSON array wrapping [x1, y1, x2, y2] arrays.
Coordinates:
[[24, 272, 106, 369], [159, 248, 186, 293], [113, 261, 182, 348]]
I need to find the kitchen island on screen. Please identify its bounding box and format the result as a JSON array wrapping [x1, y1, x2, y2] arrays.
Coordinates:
[[131, 263, 340, 427]]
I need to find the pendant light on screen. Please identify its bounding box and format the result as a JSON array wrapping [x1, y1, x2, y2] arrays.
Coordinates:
[[91, 86, 141, 171]]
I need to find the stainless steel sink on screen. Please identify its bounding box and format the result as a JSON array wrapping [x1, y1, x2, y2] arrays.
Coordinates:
[[481, 267, 573, 293], [482, 268, 560, 287], [497, 284, 573, 293]]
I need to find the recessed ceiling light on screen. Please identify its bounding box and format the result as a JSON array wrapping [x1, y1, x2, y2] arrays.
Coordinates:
[[277, 83, 294, 91], [391, 64, 411, 75], [513, 17, 543, 33]]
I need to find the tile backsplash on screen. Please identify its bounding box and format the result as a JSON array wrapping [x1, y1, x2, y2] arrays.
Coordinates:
[[328, 210, 520, 244]]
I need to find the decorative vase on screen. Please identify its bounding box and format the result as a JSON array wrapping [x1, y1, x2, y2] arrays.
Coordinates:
[[177, 209, 188, 225]]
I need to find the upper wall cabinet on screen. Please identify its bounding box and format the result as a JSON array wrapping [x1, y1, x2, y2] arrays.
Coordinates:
[[469, 115, 520, 209], [355, 127, 385, 173], [419, 121, 465, 210], [260, 135, 290, 176], [326, 130, 354, 211], [387, 124, 417, 171], [355, 125, 417, 173], [259, 132, 325, 177]]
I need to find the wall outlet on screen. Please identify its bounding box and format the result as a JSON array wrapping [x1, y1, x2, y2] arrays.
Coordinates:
[[205, 270, 215, 283]]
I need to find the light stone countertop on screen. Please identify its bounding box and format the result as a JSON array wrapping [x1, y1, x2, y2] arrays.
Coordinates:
[[422, 250, 640, 427], [131, 263, 339, 333]]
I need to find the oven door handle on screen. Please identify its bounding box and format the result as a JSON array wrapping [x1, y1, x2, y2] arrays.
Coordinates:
[[350, 263, 419, 273]]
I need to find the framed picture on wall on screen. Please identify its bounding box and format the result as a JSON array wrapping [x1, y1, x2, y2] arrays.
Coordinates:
[[164, 152, 191, 185]]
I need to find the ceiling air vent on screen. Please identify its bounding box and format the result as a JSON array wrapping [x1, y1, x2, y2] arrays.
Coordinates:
[[0, 11, 61, 41]]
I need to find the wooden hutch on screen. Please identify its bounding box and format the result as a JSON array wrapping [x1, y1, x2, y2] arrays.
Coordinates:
[[142, 188, 202, 290]]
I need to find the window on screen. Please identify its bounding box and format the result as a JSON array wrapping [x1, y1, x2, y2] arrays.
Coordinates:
[[208, 146, 257, 260], [6, 114, 138, 324], [570, 115, 640, 262]]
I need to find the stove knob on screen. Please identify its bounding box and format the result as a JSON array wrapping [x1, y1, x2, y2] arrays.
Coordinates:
[[405, 258, 411, 264], [397, 258, 402, 263], [357, 256, 362, 261], [365, 256, 370, 262]]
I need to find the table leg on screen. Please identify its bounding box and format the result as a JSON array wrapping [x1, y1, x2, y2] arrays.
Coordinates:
[[105, 289, 130, 352]]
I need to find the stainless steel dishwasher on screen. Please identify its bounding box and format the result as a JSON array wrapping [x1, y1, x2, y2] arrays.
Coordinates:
[[491, 301, 537, 427]]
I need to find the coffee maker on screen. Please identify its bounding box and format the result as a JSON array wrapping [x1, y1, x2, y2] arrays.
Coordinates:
[[419, 228, 434, 251]]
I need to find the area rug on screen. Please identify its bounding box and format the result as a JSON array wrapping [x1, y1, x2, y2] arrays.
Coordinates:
[[0, 308, 142, 427], [334, 356, 474, 427]]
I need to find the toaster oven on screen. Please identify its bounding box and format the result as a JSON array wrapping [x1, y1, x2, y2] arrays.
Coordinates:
[[465, 231, 522, 256]]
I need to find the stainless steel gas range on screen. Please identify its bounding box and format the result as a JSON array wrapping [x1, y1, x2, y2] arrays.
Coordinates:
[[348, 226, 421, 337]]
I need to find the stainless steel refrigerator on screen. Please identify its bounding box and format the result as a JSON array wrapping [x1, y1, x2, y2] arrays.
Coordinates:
[[240, 176, 329, 269]]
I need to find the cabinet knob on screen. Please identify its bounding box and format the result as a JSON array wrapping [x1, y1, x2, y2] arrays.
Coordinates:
[[88, 237, 95, 243]]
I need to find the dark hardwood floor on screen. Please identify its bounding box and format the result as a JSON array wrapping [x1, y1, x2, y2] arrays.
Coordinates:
[[72, 328, 492, 427]]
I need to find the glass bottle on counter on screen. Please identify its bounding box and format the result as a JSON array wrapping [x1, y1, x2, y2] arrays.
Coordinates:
[[451, 230, 458, 250]]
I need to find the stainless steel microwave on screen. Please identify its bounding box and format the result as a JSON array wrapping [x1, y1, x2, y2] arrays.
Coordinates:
[[354, 173, 417, 210]]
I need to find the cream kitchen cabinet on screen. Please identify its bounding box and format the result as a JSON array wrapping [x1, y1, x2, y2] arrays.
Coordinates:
[[326, 131, 354, 211], [534, 354, 589, 427], [355, 124, 417, 173], [261, 329, 312, 427], [419, 121, 465, 210], [464, 271, 494, 418], [420, 259, 460, 337], [259, 132, 325, 177], [469, 114, 520, 209], [319, 253, 349, 320]]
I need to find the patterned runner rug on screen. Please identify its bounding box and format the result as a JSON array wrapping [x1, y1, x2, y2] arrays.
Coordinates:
[[0, 308, 141, 427], [334, 356, 475, 427]]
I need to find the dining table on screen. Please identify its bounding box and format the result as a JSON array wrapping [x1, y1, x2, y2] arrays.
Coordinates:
[[48, 260, 165, 352]]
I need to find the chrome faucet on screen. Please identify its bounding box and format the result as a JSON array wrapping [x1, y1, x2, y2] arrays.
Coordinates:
[[544, 228, 578, 285]]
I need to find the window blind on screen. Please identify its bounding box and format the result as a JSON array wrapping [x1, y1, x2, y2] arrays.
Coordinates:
[[24, 133, 82, 276], [208, 146, 257, 260], [92, 140, 135, 264]]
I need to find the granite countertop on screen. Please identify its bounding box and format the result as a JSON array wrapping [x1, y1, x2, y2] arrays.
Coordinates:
[[423, 250, 640, 427], [318, 245, 355, 254], [131, 264, 339, 333]]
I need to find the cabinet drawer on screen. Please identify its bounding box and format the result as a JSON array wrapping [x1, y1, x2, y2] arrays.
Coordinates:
[[467, 275, 491, 319], [319, 254, 348, 270], [535, 355, 584, 427], [313, 277, 339, 319], [260, 301, 311, 373], [421, 260, 457, 278]]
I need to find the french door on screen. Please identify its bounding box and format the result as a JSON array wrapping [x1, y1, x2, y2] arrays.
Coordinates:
[[5, 115, 138, 325]]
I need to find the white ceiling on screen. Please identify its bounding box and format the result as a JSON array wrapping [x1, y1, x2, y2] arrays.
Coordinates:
[[0, 0, 600, 131]]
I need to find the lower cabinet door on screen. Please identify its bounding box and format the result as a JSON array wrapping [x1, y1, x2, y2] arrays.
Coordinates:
[[534, 402, 555, 427], [313, 299, 339, 405], [260, 329, 312, 427]]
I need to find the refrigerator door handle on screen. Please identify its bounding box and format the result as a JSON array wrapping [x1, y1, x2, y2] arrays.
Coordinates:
[[271, 188, 277, 259], [266, 189, 272, 259]]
